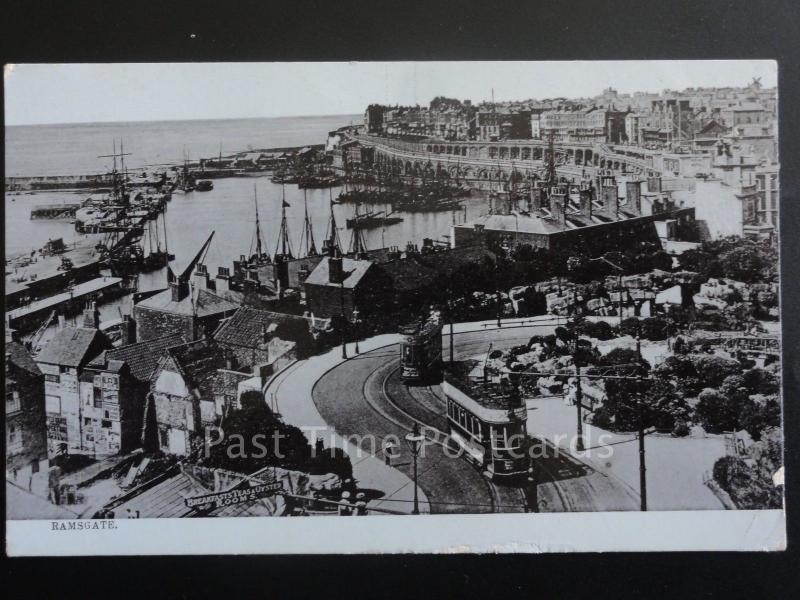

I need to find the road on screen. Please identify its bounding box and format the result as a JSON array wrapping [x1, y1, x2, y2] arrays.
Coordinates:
[[311, 322, 639, 513]]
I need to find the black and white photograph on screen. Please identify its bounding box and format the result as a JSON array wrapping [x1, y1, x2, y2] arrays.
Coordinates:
[[4, 60, 786, 555]]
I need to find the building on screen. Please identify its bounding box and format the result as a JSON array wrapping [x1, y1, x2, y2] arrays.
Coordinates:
[[719, 102, 768, 128], [35, 306, 113, 457], [452, 178, 695, 256], [133, 277, 239, 343], [81, 331, 188, 456], [541, 107, 628, 143], [303, 256, 393, 320], [6, 341, 48, 489], [213, 305, 317, 367], [754, 163, 779, 230], [145, 338, 226, 456]]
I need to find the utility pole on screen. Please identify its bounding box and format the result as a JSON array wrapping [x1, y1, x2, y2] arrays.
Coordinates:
[[340, 278, 347, 360], [575, 362, 584, 452], [636, 332, 647, 511]]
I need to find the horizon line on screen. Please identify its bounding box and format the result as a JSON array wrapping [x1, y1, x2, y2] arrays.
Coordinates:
[[5, 111, 365, 128]]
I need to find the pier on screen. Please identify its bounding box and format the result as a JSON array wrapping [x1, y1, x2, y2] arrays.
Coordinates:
[[6, 276, 124, 333]]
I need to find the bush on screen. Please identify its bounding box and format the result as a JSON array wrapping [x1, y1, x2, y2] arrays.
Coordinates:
[[712, 455, 783, 509], [695, 387, 750, 434], [741, 368, 780, 395], [692, 355, 741, 389], [640, 316, 669, 341], [740, 397, 782, 441], [672, 420, 691, 437]]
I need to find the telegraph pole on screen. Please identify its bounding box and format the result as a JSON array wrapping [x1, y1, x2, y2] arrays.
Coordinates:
[[575, 362, 584, 452], [636, 332, 647, 511]]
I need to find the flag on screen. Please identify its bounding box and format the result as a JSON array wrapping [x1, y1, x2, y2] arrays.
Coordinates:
[[282, 200, 291, 208]]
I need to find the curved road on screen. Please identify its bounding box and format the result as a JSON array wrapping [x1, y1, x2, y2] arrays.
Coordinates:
[[312, 324, 639, 513]]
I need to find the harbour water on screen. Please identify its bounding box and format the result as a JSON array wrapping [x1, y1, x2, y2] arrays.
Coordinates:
[[5, 115, 489, 328]]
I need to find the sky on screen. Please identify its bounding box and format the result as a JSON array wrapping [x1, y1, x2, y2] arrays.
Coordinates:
[[4, 60, 778, 126]]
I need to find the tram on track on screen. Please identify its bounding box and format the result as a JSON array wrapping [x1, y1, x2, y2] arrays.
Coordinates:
[[441, 367, 529, 479], [399, 318, 443, 383]]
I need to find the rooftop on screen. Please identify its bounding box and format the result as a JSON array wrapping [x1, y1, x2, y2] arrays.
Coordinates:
[[36, 327, 109, 368], [87, 331, 188, 381], [213, 306, 313, 350], [304, 257, 374, 289], [164, 338, 226, 399], [136, 286, 239, 318], [6, 341, 42, 376]]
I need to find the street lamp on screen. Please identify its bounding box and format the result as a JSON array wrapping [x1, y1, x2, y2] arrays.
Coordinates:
[[352, 307, 362, 355], [340, 276, 347, 360], [405, 422, 425, 515]]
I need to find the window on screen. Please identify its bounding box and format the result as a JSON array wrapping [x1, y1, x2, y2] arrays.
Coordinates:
[[6, 390, 21, 414], [7, 423, 22, 452], [159, 428, 169, 448], [45, 373, 60, 383], [101, 420, 112, 429], [93, 386, 103, 408], [31, 460, 39, 474]]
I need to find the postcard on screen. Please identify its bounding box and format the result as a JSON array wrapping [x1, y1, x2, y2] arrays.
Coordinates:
[[4, 60, 785, 555]]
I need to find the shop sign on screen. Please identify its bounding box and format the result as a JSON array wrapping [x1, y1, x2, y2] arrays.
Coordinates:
[[184, 482, 284, 510]]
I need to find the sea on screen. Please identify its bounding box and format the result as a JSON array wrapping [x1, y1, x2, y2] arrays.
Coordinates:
[[5, 115, 488, 326]]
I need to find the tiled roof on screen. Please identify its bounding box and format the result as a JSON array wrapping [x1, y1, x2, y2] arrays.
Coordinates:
[[167, 338, 226, 399], [36, 327, 108, 368], [136, 287, 239, 318], [6, 341, 41, 376], [88, 332, 188, 382], [458, 213, 566, 235], [304, 257, 374, 289], [213, 306, 313, 349]]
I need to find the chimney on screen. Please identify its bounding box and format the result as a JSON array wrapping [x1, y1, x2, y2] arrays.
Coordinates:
[[600, 175, 619, 220], [83, 301, 100, 329], [549, 187, 567, 227], [579, 185, 593, 219], [625, 180, 642, 216], [531, 187, 543, 214], [170, 278, 190, 302], [193, 263, 209, 290], [328, 256, 343, 284], [121, 314, 137, 345], [216, 266, 230, 293], [57, 314, 66, 330]]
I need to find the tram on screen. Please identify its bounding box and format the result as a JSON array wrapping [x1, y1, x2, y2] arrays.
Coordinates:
[[442, 373, 529, 479], [399, 318, 443, 383]]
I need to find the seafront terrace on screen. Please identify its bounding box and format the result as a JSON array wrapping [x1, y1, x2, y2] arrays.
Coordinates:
[[351, 133, 659, 183]]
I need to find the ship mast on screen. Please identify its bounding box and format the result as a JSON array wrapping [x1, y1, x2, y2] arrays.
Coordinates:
[[299, 188, 318, 257], [251, 183, 268, 260], [349, 201, 367, 257], [275, 184, 294, 259], [325, 188, 342, 256]]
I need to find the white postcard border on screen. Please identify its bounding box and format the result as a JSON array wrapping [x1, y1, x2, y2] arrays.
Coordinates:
[[6, 509, 785, 556]]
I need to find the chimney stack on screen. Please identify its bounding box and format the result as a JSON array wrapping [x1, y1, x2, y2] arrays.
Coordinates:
[[530, 187, 540, 213], [328, 256, 343, 284], [193, 263, 209, 290], [170, 278, 190, 302], [549, 186, 567, 227], [83, 301, 100, 329], [579, 185, 593, 219], [600, 175, 619, 220], [216, 266, 230, 293], [625, 180, 642, 216], [58, 314, 66, 330], [121, 314, 137, 345]]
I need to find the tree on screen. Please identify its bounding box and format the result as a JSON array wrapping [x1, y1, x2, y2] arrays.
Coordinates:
[[695, 388, 741, 433], [203, 391, 353, 479], [741, 367, 780, 395], [640, 316, 669, 341], [692, 355, 741, 389], [740, 397, 781, 441]]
